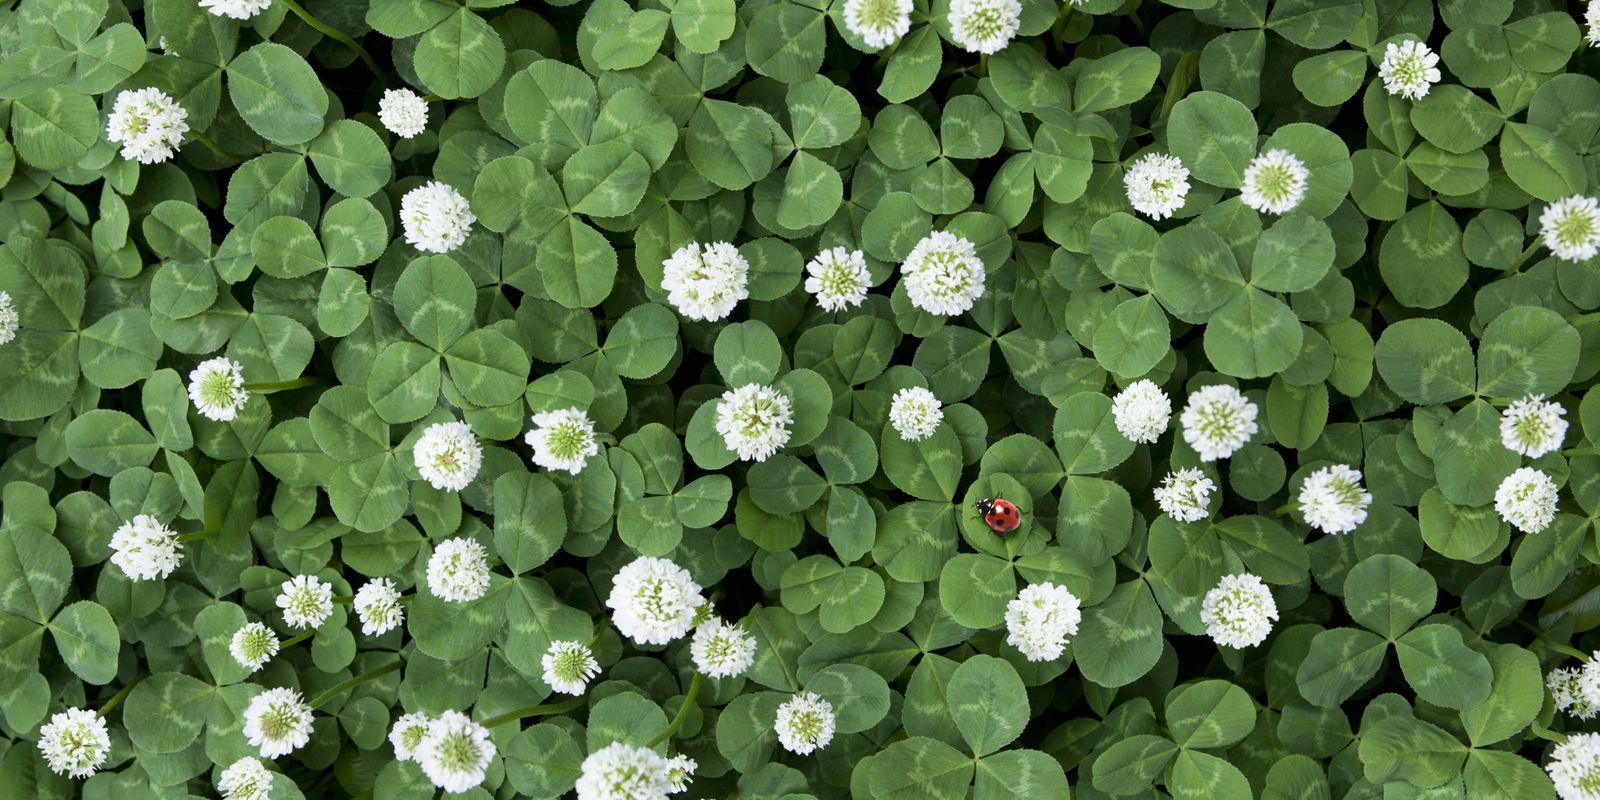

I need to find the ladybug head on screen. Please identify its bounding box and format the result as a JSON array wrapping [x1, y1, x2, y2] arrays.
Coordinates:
[[973, 498, 996, 516]]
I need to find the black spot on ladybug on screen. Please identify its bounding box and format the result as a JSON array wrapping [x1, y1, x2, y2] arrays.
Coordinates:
[[975, 497, 1022, 534]]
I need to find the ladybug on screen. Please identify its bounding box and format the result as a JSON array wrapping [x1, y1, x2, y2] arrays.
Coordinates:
[[975, 497, 1022, 534]]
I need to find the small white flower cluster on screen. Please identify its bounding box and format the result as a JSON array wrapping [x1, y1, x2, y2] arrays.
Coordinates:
[[1298, 464, 1371, 535], [0, 290, 17, 345], [1500, 395, 1569, 458], [901, 231, 987, 316], [1124, 152, 1190, 220], [353, 578, 405, 635], [888, 386, 943, 441], [400, 181, 476, 254], [217, 757, 274, 800], [37, 707, 110, 778], [661, 241, 750, 322], [414, 421, 483, 491], [1550, 665, 1600, 721], [378, 88, 429, 139], [1200, 573, 1278, 649], [1240, 149, 1308, 215], [948, 0, 1022, 54], [577, 742, 676, 799], [1112, 380, 1170, 444], [427, 537, 492, 602], [1548, 731, 1600, 800], [1004, 582, 1082, 662], [775, 691, 836, 755], [199, 0, 272, 20], [1496, 467, 1559, 534], [188, 356, 248, 421], [231, 622, 280, 672], [716, 383, 793, 462], [607, 556, 707, 645], [1154, 468, 1214, 523], [109, 514, 183, 581], [805, 246, 872, 311], [844, 0, 912, 49], [242, 687, 314, 759], [1588, 1, 1600, 46], [690, 617, 757, 679], [387, 711, 497, 794], [1541, 195, 1600, 264], [542, 640, 601, 695], [525, 408, 600, 475], [1378, 39, 1441, 101], [1180, 385, 1258, 461], [106, 88, 189, 164], [276, 575, 334, 630]]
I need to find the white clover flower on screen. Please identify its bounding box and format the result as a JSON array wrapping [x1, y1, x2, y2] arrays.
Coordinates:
[[242, 688, 314, 759], [1552, 667, 1600, 721], [576, 742, 673, 800], [218, 757, 274, 800], [427, 537, 492, 602], [1579, 656, 1600, 715], [390, 712, 432, 762], [948, 0, 1021, 53], [660, 241, 750, 322], [1154, 468, 1215, 524], [888, 386, 943, 441], [1500, 395, 1569, 459], [37, 708, 110, 779], [664, 754, 696, 794], [400, 181, 475, 254], [1298, 464, 1372, 535], [1540, 195, 1600, 263], [1588, 1, 1600, 47], [0, 291, 17, 345], [1123, 152, 1191, 220], [1003, 582, 1082, 662], [106, 87, 189, 164], [606, 556, 707, 646], [230, 622, 280, 673], [844, 0, 912, 49], [378, 88, 429, 139], [1200, 573, 1278, 649], [1496, 467, 1560, 534], [188, 356, 248, 422], [901, 231, 986, 316], [542, 640, 600, 695], [413, 421, 482, 491], [774, 691, 835, 755], [1548, 731, 1600, 800], [353, 578, 405, 636], [1112, 380, 1171, 444], [199, 0, 272, 19], [109, 514, 183, 581], [524, 408, 600, 475], [805, 246, 871, 311], [1180, 384, 1258, 462], [1378, 39, 1441, 101], [276, 575, 334, 630], [690, 617, 757, 679], [1240, 149, 1309, 215], [416, 710, 495, 794], [715, 383, 793, 462]]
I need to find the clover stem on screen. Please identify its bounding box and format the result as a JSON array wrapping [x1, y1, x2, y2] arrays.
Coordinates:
[[480, 696, 586, 728], [309, 659, 402, 709], [647, 673, 703, 748], [1504, 239, 1544, 274], [188, 130, 252, 162], [1563, 447, 1600, 457], [1156, 52, 1199, 125], [1531, 721, 1569, 744], [176, 531, 212, 543], [1268, 501, 1298, 518], [278, 0, 383, 74], [281, 629, 315, 648], [1551, 643, 1591, 662], [97, 674, 147, 718], [245, 377, 318, 392]]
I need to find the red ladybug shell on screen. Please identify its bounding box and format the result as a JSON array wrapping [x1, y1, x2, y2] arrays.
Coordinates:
[[975, 497, 1022, 534]]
